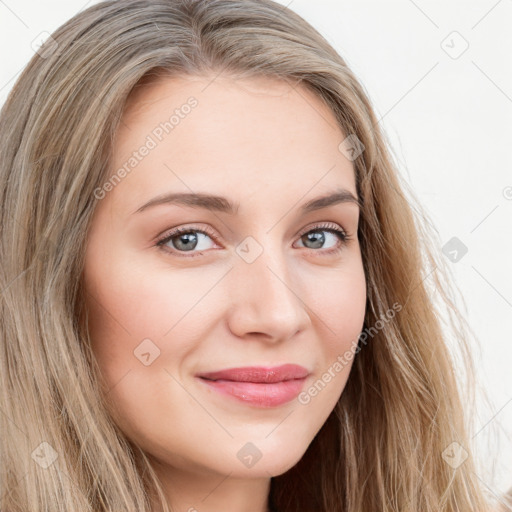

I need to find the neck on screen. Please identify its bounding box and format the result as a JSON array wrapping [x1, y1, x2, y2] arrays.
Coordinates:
[[147, 457, 272, 512]]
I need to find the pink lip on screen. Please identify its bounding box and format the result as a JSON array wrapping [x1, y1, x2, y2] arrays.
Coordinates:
[[196, 364, 309, 407]]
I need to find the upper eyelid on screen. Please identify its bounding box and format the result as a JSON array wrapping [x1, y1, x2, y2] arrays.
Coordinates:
[[297, 222, 347, 236]]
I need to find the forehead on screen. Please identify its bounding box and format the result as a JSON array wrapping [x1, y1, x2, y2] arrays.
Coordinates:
[[107, 74, 357, 216]]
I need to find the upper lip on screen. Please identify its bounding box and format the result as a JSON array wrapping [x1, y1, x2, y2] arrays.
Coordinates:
[[196, 364, 309, 383]]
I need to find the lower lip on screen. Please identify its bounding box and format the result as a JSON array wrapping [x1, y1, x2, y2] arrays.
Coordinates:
[[197, 377, 307, 407]]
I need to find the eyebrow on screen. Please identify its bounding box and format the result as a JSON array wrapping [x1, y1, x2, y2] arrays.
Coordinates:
[[132, 188, 362, 215]]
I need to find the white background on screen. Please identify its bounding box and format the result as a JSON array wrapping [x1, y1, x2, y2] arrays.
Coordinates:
[[1, 0, 511, 502]]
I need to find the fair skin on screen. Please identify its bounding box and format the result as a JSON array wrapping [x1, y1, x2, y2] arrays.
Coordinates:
[[83, 74, 367, 512]]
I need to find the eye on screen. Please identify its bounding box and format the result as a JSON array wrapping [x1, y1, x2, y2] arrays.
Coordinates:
[[156, 222, 350, 258], [294, 222, 349, 255], [156, 225, 219, 257]]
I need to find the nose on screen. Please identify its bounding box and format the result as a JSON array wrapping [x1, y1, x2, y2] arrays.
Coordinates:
[[225, 245, 311, 343]]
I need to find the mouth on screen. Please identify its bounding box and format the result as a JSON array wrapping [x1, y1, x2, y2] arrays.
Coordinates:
[[196, 364, 309, 383], [195, 364, 310, 407]]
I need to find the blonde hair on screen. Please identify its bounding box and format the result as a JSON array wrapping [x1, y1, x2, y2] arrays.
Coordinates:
[[0, 0, 505, 510]]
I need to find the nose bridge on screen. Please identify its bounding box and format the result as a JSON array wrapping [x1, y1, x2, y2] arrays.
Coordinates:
[[226, 233, 310, 339]]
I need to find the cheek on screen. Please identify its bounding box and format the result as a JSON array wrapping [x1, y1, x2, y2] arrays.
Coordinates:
[[330, 272, 366, 348], [308, 260, 367, 348], [82, 257, 200, 438], [82, 246, 225, 387], [290, 265, 366, 443], [303, 261, 366, 397], [84, 249, 180, 344]]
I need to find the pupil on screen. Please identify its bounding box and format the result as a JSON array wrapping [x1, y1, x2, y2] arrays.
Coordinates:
[[176, 233, 197, 251], [305, 231, 324, 249]]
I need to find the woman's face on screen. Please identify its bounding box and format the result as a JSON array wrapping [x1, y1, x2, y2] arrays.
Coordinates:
[[83, 74, 366, 481]]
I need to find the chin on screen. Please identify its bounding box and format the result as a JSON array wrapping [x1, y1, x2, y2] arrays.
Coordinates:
[[237, 441, 310, 478]]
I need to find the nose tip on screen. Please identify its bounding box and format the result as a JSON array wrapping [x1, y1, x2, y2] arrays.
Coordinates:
[[225, 255, 310, 342]]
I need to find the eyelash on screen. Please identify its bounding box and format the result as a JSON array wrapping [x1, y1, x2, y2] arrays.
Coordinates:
[[155, 222, 351, 259]]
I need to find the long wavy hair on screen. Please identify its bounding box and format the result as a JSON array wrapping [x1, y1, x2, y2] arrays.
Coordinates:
[[0, 0, 506, 510]]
